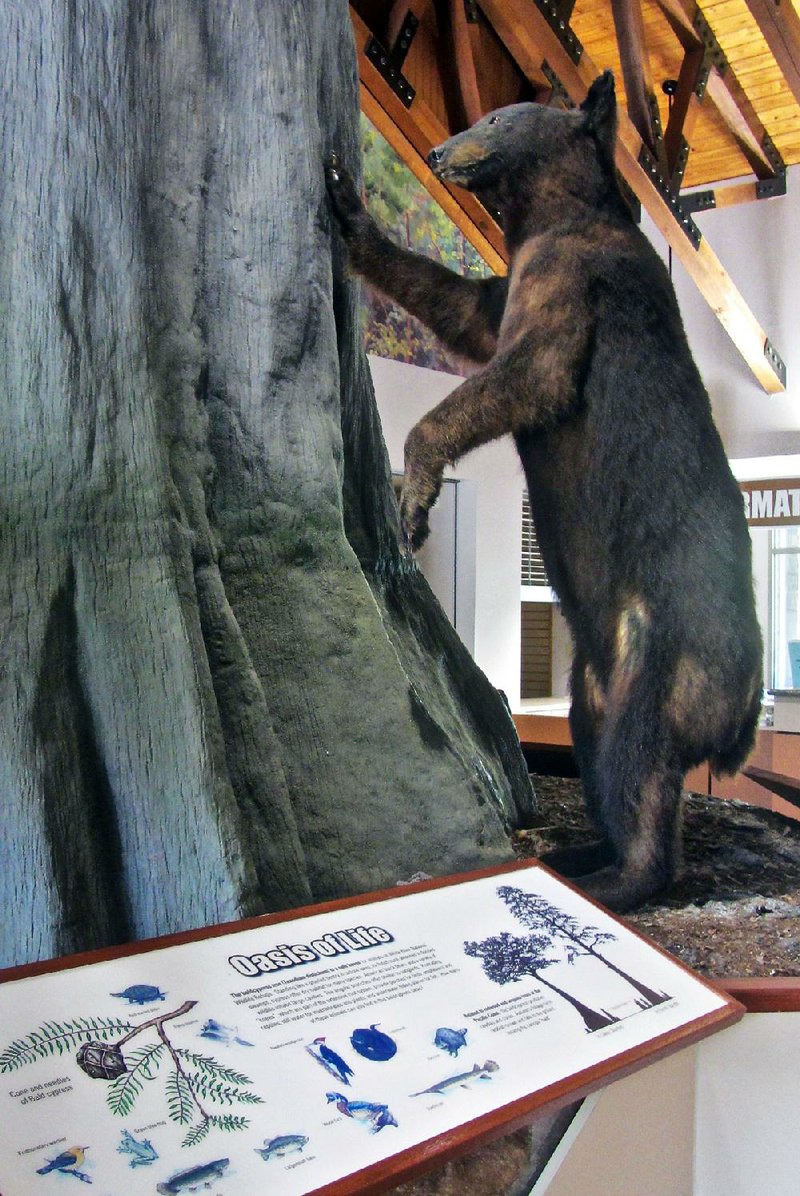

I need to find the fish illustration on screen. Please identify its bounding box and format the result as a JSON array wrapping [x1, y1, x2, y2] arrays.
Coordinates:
[[434, 1027, 468, 1057], [255, 1134, 309, 1161], [307, 1036, 354, 1084], [326, 1091, 398, 1133], [156, 1158, 229, 1194], [350, 1024, 397, 1061], [411, 1060, 499, 1096], [199, 1017, 254, 1048], [111, 984, 166, 1006], [118, 1128, 158, 1167], [36, 1145, 91, 1183]]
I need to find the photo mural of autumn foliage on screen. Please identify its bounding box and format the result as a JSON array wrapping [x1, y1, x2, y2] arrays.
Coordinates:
[[359, 115, 491, 373]]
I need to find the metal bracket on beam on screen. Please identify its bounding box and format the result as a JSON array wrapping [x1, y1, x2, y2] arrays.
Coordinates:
[[365, 11, 419, 108], [694, 58, 711, 100], [541, 60, 576, 109], [761, 133, 786, 176], [638, 146, 702, 247], [669, 136, 691, 193], [680, 188, 716, 214], [465, 0, 479, 21], [532, 0, 583, 64], [692, 11, 728, 74], [756, 171, 787, 199], [765, 339, 787, 388]]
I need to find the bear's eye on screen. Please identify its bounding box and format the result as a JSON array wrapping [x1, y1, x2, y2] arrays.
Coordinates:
[[488, 114, 500, 125]]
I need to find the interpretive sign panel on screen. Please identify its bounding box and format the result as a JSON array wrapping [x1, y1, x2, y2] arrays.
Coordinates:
[[0, 861, 741, 1195]]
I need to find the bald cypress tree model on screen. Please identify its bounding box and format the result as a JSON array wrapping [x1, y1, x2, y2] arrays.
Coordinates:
[[0, 1, 533, 968]]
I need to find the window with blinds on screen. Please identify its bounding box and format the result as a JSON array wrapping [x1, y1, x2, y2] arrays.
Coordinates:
[[521, 493, 549, 587]]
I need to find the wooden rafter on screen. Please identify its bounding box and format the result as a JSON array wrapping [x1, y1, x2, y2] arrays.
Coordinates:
[[474, 0, 785, 392], [663, 47, 706, 186], [349, 1, 785, 392], [449, 0, 484, 127], [353, 8, 507, 273], [742, 0, 800, 106], [704, 67, 779, 178], [610, 0, 669, 172], [652, 0, 781, 179], [387, 0, 433, 47]]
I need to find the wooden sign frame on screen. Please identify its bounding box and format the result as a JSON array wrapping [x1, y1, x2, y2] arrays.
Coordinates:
[[0, 860, 743, 1196]]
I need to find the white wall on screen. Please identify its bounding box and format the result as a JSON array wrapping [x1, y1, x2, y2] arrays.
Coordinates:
[[530, 1013, 800, 1196], [369, 353, 525, 709], [645, 164, 800, 461]]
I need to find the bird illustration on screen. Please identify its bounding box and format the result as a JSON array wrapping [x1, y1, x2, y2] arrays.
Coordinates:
[[36, 1145, 92, 1183], [326, 1091, 397, 1133], [199, 1017, 254, 1048], [306, 1036, 354, 1085]]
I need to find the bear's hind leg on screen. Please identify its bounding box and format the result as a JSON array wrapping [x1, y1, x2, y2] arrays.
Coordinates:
[[564, 608, 683, 911], [540, 657, 616, 878], [578, 741, 684, 913]]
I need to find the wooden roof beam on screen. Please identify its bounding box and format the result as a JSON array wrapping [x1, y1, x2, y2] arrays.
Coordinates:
[[352, 7, 507, 273], [663, 48, 707, 189], [610, 0, 669, 173], [742, 0, 800, 107], [387, 0, 433, 48], [704, 66, 780, 179], [477, 0, 785, 392], [652, 0, 781, 179], [448, 0, 485, 128]]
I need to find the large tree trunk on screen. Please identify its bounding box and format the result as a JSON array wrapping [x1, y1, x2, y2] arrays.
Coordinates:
[[0, 0, 534, 969]]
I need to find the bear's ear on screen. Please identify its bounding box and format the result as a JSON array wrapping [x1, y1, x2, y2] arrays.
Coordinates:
[[580, 71, 617, 158]]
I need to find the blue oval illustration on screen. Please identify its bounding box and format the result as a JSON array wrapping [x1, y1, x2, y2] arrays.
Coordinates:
[[349, 1024, 397, 1061]]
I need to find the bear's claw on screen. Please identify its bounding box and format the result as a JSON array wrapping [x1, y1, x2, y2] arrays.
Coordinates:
[[324, 156, 364, 230]]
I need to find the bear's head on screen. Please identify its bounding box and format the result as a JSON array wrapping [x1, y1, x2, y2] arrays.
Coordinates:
[[427, 71, 620, 241]]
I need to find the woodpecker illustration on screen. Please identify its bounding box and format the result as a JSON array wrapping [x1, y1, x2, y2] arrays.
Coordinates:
[[306, 1036, 354, 1085]]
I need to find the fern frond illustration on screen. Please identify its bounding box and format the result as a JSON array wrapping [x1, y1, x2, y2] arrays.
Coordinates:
[[180, 1111, 251, 1148], [0, 1017, 132, 1071], [107, 1042, 166, 1116], [209, 1113, 251, 1132], [181, 1118, 212, 1149], [166, 1068, 197, 1126], [186, 1071, 264, 1106], [177, 1050, 253, 1086], [0, 998, 261, 1146]]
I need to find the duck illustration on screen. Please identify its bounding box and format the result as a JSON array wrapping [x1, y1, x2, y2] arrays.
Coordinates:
[[307, 1036, 354, 1084], [326, 1091, 397, 1133], [36, 1145, 91, 1183], [434, 1027, 468, 1057]]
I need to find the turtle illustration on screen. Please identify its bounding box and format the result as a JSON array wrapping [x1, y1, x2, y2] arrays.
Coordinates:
[[434, 1027, 468, 1057], [111, 984, 167, 1006]]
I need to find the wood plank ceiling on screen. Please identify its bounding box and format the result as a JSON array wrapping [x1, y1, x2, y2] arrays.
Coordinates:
[[350, 0, 800, 393]]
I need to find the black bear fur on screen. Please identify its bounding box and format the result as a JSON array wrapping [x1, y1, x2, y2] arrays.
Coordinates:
[[325, 72, 762, 911]]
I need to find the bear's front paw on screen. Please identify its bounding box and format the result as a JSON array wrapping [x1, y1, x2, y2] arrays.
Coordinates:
[[399, 495, 431, 553], [324, 154, 365, 232], [399, 468, 442, 552]]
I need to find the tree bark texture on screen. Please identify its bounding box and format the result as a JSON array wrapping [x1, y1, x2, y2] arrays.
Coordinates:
[[0, 1, 534, 968]]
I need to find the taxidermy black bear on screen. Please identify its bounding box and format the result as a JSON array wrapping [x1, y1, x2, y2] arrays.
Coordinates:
[[325, 71, 762, 912]]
